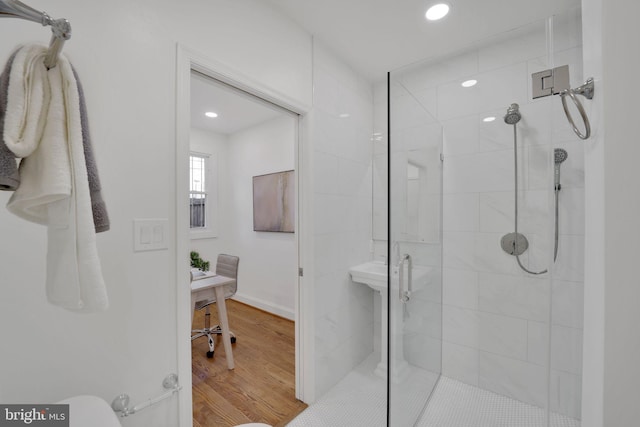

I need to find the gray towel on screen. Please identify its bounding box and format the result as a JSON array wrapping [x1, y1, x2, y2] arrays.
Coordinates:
[[0, 51, 20, 191], [72, 66, 110, 233], [0, 48, 110, 233]]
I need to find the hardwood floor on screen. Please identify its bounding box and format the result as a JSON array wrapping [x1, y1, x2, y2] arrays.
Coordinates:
[[192, 300, 307, 427]]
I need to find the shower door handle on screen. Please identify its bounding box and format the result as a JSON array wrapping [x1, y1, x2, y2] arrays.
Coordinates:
[[398, 260, 404, 302], [398, 255, 412, 302]]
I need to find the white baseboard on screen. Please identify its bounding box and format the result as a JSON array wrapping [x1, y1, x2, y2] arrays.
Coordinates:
[[232, 293, 295, 321]]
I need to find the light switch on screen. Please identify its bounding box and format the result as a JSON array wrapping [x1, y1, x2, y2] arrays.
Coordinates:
[[134, 219, 169, 252], [153, 225, 163, 243], [140, 225, 152, 244]]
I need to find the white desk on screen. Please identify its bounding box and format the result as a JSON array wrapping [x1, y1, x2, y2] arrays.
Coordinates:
[[191, 272, 235, 370]]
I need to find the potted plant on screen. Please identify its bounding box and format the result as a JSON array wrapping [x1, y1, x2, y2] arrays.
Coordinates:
[[190, 251, 210, 272]]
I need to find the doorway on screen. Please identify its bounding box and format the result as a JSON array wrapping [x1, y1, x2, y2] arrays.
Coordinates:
[[175, 47, 310, 427]]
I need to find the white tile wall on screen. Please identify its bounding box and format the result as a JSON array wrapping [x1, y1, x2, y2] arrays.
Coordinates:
[[477, 21, 547, 72], [443, 305, 479, 348], [479, 352, 548, 409], [527, 321, 550, 366], [442, 342, 480, 386], [375, 10, 585, 421], [312, 41, 375, 399], [478, 273, 549, 322], [442, 116, 479, 156], [478, 112, 518, 152], [478, 311, 528, 360], [404, 333, 442, 373], [552, 281, 584, 329], [553, 235, 585, 282], [443, 232, 476, 271], [405, 300, 443, 339], [550, 369, 583, 419], [443, 269, 479, 310], [550, 325, 583, 375], [443, 194, 479, 232], [397, 51, 478, 94]]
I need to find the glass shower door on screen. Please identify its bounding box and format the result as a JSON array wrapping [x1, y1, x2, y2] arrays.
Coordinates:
[[387, 73, 444, 426]]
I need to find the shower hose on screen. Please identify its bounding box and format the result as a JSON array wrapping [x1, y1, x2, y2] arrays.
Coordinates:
[[511, 124, 561, 275]]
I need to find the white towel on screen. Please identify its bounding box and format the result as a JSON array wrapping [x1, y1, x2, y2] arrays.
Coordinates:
[[4, 45, 108, 312]]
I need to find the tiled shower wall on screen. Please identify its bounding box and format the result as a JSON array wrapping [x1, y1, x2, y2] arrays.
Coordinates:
[[377, 10, 585, 419], [311, 41, 376, 398]]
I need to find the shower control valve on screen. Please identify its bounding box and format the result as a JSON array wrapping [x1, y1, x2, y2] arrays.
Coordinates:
[[500, 232, 529, 256]]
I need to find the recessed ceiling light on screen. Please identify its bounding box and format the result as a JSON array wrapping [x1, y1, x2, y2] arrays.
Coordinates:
[[483, 116, 496, 122], [461, 79, 477, 88], [339, 113, 350, 118], [205, 112, 218, 118], [426, 3, 450, 21]]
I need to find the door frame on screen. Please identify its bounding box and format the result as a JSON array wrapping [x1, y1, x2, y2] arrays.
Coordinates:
[[175, 44, 314, 427]]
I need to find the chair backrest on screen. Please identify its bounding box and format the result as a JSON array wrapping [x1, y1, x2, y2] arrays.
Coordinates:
[[216, 254, 239, 299]]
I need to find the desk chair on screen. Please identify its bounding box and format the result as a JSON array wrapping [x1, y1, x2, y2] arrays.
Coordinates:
[[191, 254, 239, 358]]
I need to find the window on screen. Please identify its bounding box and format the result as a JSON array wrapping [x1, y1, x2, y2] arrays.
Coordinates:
[[189, 152, 217, 238], [190, 154, 207, 228]]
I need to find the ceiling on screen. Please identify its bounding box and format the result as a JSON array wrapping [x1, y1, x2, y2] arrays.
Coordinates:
[[266, 0, 580, 83], [191, 0, 581, 133], [190, 72, 283, 135]]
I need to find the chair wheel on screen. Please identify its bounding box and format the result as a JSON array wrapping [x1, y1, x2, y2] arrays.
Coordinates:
[[231, 337, 236, 344], [206, 351, 214, 358]]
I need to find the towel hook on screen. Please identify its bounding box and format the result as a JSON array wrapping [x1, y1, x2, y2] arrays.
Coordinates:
[[0, 0, 71, 69], [43, 17, 71, 69]]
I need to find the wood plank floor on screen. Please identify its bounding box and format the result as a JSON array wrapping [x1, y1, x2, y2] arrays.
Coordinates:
[[192, 300, 307, 427]]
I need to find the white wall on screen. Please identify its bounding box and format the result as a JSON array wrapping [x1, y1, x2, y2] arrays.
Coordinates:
[[310, 40, 375, 397], [226, 116, 298, 319], [580, 0, 605, 424], [0, 1, 311, 426], [582, 1, 640, 425], [591, 0, 640, 426]]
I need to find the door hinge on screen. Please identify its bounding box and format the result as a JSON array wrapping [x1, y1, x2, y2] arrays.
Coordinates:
[[299, 267, 304, 277], [532, 65, 570, 99]]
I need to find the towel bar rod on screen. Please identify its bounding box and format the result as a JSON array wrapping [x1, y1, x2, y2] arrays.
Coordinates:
[[0, 0, 71, 69], [111, 374, 182, 418]]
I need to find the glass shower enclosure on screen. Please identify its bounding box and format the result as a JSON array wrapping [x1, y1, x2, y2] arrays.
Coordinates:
[[382, 8, 585, 427]]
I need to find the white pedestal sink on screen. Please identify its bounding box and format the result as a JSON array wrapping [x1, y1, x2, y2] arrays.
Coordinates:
[[349, 260, 432, 383]]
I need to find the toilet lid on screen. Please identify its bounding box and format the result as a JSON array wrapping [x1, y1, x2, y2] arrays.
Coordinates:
[[58, 395, 122, 427]]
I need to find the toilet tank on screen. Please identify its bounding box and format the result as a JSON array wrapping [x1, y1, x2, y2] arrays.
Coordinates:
[[58, 395, 122, 427]]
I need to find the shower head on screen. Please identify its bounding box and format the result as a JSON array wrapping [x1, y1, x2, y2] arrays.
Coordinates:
[[554, 148, 568, 164], [554, 148, 568, 189], [504, 103, 521, 125]]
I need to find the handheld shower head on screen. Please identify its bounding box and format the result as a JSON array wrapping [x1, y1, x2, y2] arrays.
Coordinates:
[[504, 103, 521, 125], [554, 148, 568, 164], [554, 148, 568, 189]]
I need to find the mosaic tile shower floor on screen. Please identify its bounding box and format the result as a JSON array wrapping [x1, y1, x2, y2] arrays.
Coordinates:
[[288, 354, 580, 427]]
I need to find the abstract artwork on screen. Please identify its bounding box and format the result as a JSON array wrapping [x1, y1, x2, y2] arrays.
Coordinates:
[[252, 170, 295, 232]]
